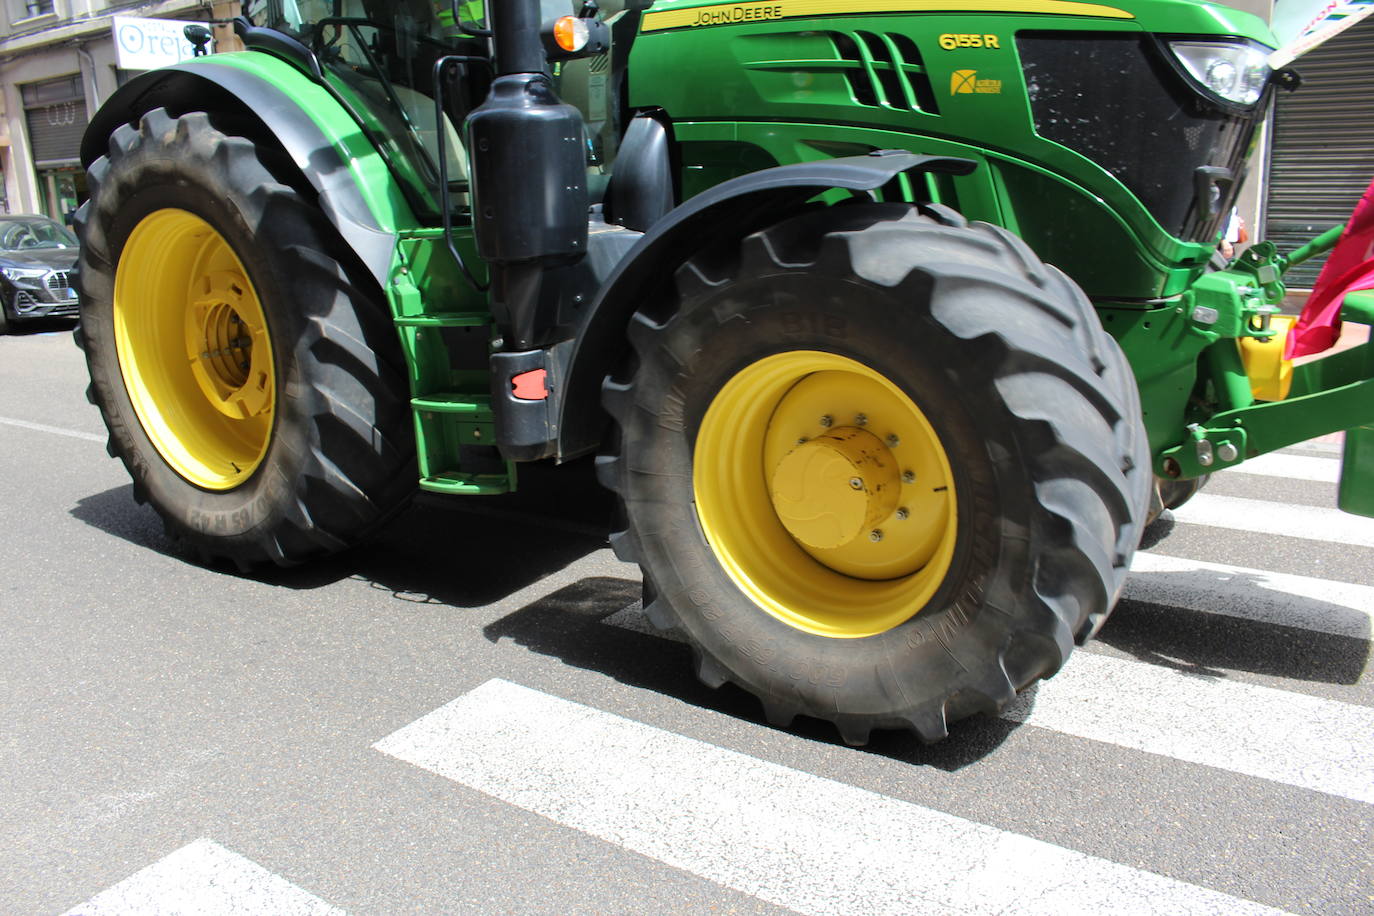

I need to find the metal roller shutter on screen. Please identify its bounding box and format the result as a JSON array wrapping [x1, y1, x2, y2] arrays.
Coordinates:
[[21, 74, 88, 168], [1265, 17, 1374, 288]]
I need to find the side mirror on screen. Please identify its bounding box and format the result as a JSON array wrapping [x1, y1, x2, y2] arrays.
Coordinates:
[[184, 24, 213, 57]]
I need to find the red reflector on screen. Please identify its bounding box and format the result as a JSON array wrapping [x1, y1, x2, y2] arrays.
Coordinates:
[[511, 368, 549, 400]]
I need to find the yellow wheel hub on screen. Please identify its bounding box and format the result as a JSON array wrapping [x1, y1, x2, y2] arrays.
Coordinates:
[[770, 428, 899, 550], [694, 351, 958, 638], [113, 209, 275, 490]]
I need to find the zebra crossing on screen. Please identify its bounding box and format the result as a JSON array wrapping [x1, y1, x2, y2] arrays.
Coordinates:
[[60, 444, 1372, 915]]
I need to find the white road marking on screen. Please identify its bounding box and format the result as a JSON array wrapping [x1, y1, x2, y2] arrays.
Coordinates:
[[1003, 653, 1374, 804], [62, 838, 344, 916], [1172, 493, 1374, 547], [1224, 451, 1339, 483], [603, 605, 1373, 802], [0, 414, 102, 443], [377, 679, 1290, 916], [1128, 552, 1374, 639]]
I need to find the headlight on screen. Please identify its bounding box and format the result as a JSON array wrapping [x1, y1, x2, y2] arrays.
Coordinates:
[[1169, 41, 1271, 107], [0, 266, 49, 283]]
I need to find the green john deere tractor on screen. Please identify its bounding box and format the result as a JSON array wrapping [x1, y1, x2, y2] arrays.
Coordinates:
[[74, 0, 1374, 743]]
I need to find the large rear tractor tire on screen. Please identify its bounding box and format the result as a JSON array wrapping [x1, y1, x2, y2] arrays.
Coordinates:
[[598, 203, 1151, 744], [76, 108, 414, 568]]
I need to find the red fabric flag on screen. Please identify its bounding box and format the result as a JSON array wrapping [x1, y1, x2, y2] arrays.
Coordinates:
[[1286, 176, 1374, 359]]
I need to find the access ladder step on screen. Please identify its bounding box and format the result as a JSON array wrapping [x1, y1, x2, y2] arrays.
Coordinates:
[[418, 470, 512, 495], [411, 392, 493, 417], [394, 312, 489, 328]]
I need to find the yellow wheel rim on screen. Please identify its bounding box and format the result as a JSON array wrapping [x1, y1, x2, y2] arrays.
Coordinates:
[[694, 351, 958, 638], [113, 209, 275, 490]]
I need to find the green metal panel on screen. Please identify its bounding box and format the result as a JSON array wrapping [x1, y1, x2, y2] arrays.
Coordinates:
[[1339, 292, 1374, 517], [190, 54, 418, 233], [195, 52, 507, 494], [626, 0, 1271, 299]]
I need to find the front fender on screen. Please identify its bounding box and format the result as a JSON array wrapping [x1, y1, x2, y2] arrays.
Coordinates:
[[80, 53, 413, 288], [555, 150, 977, 459]]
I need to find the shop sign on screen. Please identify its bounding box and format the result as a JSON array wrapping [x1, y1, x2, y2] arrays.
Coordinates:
[[111, 16, 205, 71]]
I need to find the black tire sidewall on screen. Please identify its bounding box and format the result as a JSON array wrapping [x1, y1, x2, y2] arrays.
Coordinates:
[[84, 180, 314, 544], [75, 111, 411, 561], [623, 270, 1032, 719]]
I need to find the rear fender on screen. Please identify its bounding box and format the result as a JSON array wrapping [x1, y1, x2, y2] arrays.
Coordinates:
[[555, 150, 977, 459], [80, 55, 411, 288]]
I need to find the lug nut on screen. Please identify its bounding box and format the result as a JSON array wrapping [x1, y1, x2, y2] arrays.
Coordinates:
[[849, 477, 863, 490], [869, 529, 883, 542], [886, 434, 900, 448], [855, 413, 868, 427], [895, 507, 909, 521], [819, 415, 833, 428], [902, 470, 915, 484]]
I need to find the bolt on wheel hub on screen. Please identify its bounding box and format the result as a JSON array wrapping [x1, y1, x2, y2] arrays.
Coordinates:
[[770, 428, 899, 549], [693, 351, 959, 638], [186, 277, 271, 421]]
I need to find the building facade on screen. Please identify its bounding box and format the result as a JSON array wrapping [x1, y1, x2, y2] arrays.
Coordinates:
[[0, 0, 240, 218]]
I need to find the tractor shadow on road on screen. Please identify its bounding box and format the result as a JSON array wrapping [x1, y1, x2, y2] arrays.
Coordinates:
[[1098, 587, 1370, 686], [69, 457, 615, 609], [482, 575, 1025, 769], [1111, 514, 1369, 684]]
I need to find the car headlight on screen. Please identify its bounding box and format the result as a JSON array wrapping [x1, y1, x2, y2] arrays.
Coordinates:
[[0, 266, 49, 283], [1169, 40, 1272, 107]]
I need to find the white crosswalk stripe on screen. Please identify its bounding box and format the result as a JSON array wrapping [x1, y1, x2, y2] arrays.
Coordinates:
[[1004, 653, 1374, 803], [61, 839, 345, 916], [375, 679, 1292, 916], [1224, 451, 1340, 483], [1171, 492, 1374, 546], [601, 602, 1374, 802], [1128, 551, 1374, 639]]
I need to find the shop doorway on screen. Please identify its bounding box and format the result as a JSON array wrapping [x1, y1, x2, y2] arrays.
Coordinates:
[[37, 167, 86, 224]]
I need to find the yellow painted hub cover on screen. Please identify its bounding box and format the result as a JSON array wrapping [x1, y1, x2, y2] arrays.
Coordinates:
[[694, 351, 958, 638], [770, 428, 899, 550], [113, 209, 275, 490]]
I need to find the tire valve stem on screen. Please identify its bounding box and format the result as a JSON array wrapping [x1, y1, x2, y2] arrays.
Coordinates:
[[869, 529, 884, 542], [902, 470, 916, 484], [849, 477, 864, 490]]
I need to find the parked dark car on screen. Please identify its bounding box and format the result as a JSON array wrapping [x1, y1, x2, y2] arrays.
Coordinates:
[[0, 215, 79, 333]]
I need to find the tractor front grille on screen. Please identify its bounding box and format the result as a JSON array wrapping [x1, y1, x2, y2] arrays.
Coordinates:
[[830, 31, 940, 115], [1018, 32, 1264, 243]]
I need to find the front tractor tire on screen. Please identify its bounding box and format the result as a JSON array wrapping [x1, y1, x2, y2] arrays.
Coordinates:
[[599, 203, 1151, 744], [77, 108, 414, 567]]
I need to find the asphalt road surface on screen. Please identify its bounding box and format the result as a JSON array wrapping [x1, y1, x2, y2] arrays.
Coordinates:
[[1, 322, 1370, 915]]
